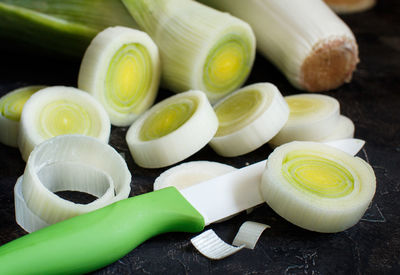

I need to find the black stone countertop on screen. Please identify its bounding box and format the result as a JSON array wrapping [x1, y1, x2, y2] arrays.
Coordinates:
[[0, 1, 399, 274]]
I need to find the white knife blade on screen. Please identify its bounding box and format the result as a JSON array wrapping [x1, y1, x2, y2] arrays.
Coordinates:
[[180, 139, 365, 225]]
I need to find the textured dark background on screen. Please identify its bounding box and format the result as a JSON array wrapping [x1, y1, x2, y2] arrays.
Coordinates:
[[0, 1, 399, 274]]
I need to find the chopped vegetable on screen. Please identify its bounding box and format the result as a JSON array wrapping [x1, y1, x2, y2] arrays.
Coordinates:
[[261, 141, 376, 233], [269, 94, 353, 147], [18, 86, 110, 161], [0, 0, 138, 56], [324, 0, 376, 13], [126, 90, 218, 168], [122, 0, 256, 103], [15, 135, 131, 231], [210, 83, 289, 157], [78, 26, 161, 126], [199, 0, 359, 92], [0, 85, 45, 147]]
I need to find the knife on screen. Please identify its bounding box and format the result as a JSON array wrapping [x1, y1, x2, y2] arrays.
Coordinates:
[[0, 139, 365, 274]]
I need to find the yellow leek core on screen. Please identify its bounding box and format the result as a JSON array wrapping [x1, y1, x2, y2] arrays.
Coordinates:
[[214, 89, 262, 136], [203, 33, 251, 94], [282, 151, 354, 198], [0, 86, 43, 121], [139, 97, 197, 141], [39, 100, 93, 138], [106, 43, 152, 114], [286, 96, 325, 120]]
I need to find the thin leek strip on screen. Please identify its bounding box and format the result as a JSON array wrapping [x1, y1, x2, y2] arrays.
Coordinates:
[[78, 26, 161, 126], [0, 0, 138, 57], [191, 222, 269, 260], [324, 0, 376, 14], [122, 0, 256, 103], [18, 86, 110, 161], [19, 135, 131, 226], [154, 161, 236, 190], [261, 141, 376, 233], [210, 83, 289, 157], [126, 90, 218, 168], [320, 115, 355, 142], [269, 94, 341, 147], [0, 85, 45, 147], [199, 0, 359, 92]]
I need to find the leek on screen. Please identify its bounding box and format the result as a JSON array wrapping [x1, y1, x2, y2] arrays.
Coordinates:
[[0, 0, 137, 56], [126, 90, 218, 168], [199, 0, 359, 92], [18, 86, 110, 161], [210, 83, 289, 157], [324, 0, 376, 13], [122, 0, 256, 103], [0, 85, 45, 147], [78, 26, 161, 126], [261, 141, 376, 233], [15, 135, 131, 231]]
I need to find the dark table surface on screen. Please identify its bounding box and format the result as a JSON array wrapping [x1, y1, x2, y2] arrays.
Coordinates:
[[1, 1, 399, 274]]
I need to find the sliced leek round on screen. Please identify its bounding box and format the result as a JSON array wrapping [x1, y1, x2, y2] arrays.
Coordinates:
[[17, 135, 131, 230], [210, 83, 289, 157], [122, 0, 256, 103], [18, 86, 110, 161], [320, 115, 355, 142], [154, 161, 236, 190], [0, 85, 45, 147], [269, 94, 341, 147], [261, 141, 376, 233], [126, 90, 218, 168], [78, 26, 161, 126]]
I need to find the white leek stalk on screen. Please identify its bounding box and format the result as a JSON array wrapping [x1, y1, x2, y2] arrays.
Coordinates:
[[154, 161, 236, 190], [199, 0, 359, 92], [78, 26, 161, 126], [15, 135, 131, 230], [18, 86, 110, 161], [122, 0, 256, 103], [324, 0, 376, 14], [269, 94, 352, 147], [126, 90, 218, 168], [210, 83, 289, 157], [0, 86, 45, 147], [261, 141, 376, 233]]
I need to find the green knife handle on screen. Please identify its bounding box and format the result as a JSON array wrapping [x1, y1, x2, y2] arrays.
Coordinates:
[[0, 187, 205, 275]]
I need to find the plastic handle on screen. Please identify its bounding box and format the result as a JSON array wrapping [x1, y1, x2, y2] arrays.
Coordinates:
[[0, 187, 205, 275]]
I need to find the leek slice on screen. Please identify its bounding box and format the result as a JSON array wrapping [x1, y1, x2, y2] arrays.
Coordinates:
[[154, 161, 236, 190], [17, 135, 131, 228], [78, 26, 161, 126], [126, 90, 218, 168], [122, 0, 256, 103], [269, 94, 341, 147], [18, 86, 110, 161], [199, 0, 359, 92], [261, 141, 376, 233], [0, 0, 138, 56], [210, 83, 289, 157], [0, 86, 45, 147]]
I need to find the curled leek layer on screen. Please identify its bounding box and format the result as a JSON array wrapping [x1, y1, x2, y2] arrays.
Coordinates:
[[320, 115, 355, 142], [126, 90, 218, 168], [210, 83, 289, 157], [261, 141, 376, 233], [122, 0, 256, 103], [324, 0, 376, 14], [269, 94, 347, 147], [18, 86, 110, 161], [154, 161, 236, 190], [0, 86, 45, 147], [15, 135, 131, 232], [78, 26, 161, 126]]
